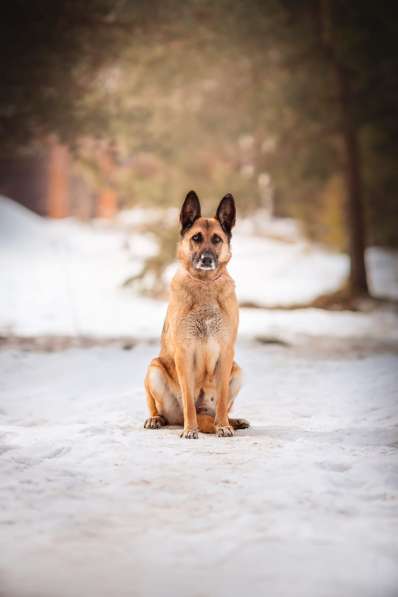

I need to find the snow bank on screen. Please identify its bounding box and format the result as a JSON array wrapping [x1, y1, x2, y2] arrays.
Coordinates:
[[0, 196, 162, 338], [367, 248, 398, 301], [230, 233, 348, 306], [0, 195, 53, 251], [0, 197, 397, 341]]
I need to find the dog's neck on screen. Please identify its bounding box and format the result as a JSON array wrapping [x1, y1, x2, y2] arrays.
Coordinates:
[[184, 268, 226, 284]]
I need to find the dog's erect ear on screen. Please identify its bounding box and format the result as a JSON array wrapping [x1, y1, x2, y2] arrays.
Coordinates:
[[216, 194, 236, 236], [180, 190, 201, 235]]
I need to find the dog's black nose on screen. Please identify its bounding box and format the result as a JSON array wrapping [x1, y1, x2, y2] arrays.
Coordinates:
[[201, 255, 213, 267], [200, 250, 215, 267], [196, 250, 216, 270]]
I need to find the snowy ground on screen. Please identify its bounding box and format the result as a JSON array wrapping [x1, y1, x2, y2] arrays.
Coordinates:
[[1, 197, 398, 596], [1, 196, 398, 343], [1, 342, 398, 597]]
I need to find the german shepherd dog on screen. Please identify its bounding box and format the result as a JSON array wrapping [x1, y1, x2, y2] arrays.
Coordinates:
[[144, 191, 249, 438]]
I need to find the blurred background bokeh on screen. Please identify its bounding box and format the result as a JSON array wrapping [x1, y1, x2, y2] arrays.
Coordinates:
[[0, 0, 397, 344], [1, 7, 398, 595]]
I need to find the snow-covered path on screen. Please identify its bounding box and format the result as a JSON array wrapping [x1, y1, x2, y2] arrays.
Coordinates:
[[1, 342, 397, 597]]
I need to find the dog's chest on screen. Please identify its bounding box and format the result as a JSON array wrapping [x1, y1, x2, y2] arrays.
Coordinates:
[[184, 304, 223, 339]]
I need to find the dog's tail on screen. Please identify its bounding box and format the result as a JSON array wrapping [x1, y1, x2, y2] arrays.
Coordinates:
[[197, 414, 250, 434]]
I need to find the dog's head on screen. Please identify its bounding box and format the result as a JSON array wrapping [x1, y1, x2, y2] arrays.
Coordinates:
[[177, 190, 236, 277]]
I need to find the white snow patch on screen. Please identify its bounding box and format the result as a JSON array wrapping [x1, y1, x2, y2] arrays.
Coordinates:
[[0, 195, 53, 251], [1, 196, 397, 341], [230, 233, 348, 305], [367, 248, 398, 301], [0, 344, 397, 597]]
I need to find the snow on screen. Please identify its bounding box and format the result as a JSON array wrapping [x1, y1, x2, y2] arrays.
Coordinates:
[[367, 248, 398, 301], [0, 196, 162, 338], [167, 217, 398, 307], [230, 234, 348, 305], [0, 343, 397, 597], [1, 197, 398, 596], [1, 196, 398, 343]]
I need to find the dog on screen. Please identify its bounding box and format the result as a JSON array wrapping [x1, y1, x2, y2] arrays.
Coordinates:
[[143, 190, 249, 438]]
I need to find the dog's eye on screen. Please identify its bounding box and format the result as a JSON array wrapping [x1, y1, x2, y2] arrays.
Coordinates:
[[212, 234, 222, 245], [192, 233, 203, 243]]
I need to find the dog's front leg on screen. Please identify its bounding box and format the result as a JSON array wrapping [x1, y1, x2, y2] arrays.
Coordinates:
[[175, 351, 198, 439], [215, 354, 234, 437]]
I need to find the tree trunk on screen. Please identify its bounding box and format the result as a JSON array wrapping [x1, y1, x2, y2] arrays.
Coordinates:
[[336, 64, 369, 296], [318, 0, 369, 296], [47, 137, 69, 219]]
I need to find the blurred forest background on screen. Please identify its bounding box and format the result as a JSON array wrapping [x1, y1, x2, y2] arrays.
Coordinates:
[[0, 0, 397, 301]]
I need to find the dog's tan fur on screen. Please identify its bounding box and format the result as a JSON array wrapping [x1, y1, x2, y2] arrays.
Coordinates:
[[144, 191, 249, 438]]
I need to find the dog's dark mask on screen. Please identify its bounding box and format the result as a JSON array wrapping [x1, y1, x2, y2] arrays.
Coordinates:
[[192, 249, 218, 271]]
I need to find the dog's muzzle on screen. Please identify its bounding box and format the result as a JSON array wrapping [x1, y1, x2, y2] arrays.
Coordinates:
[[194, 250, 217, 271]]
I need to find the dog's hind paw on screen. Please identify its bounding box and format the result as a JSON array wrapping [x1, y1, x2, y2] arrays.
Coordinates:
[[144, 415, 167, 429], [229, 417, 250, 430], [180, 428, 199, 439], [216, 425, 234, 437]]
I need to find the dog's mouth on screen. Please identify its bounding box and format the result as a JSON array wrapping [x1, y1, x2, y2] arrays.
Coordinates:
[[193, 251, 217, 271], [195, 262, 216, 271]]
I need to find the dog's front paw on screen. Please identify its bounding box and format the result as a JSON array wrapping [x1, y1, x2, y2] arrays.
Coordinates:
[[216, 425, 234, 437], [180, 428, 199, 439], [144, 415, 167, 429]]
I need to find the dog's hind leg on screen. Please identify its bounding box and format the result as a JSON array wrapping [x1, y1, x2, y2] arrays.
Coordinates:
[[228, 417, 250, 429], [144, 358, 182, 429], [227, 362, 250, 430], [197, 414, 249, 433], [227, 361, 242, 409]]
